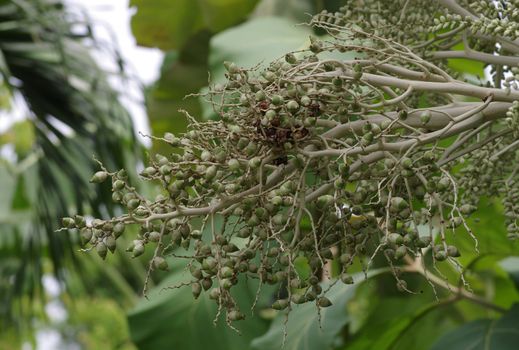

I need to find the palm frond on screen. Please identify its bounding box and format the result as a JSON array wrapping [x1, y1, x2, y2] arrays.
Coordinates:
[[0, 0, 143, 326]]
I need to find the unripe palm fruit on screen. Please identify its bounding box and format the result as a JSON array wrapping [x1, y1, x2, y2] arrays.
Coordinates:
[[227, 310, 245, 321], [148, 231, 161, 242], [247, 215, 260, 227], [190, 266, 203, 279], [332, 77, 343, 87], [237, 227, 251, 238], [317, 297, 332, 308], [113, 222, 125, 238], [96, 242, 108, 259], [205, 165, 217, 180], [202, 278, 213, 291], [209, 288, 220, 300], [403, 234, 415, 246], [341, 273, 354, 284], [248, 263, 258, 273], [245, 142, 257, 156], [221, 279, 233, 290], [62, 217, 75, 228], [127, 198, 141, 210], [272, 299, 289, 310], [352, 69, 362, 80], [308, 275, 319, 286], [72, 215, 85, 228], [388, 233, 404, 245], [447, 245, 460, 257], [112, 191, 123, 202], [249, 157, 261, 169], [90, 171, 108, 183], [434, 250, 447, 261], [300, 95, 311, 106], [267, 247, 280, 257], [255, 90, 266, 101], [228, 158, 240, 172], [394, 246, 407, 260], [271, 95, 284, 106], [113, 179, 125, 190], [202, 257, 218, 271], [390, 197, 408, 212], [105, 236, 117, 253], [400, 157, 413, 169], [416, 236, 432, 248], [80, 228, 93, 244], [142, 166, 157, 177], [220, 266, 234, 278], [153, 256, 169, 271], [285, 53, 297, 64], [200, 150, 213, 162], [132, 243, 145, 258], [191, 282, 202, 299], [320, 248, 334, 259], [237, 137, 249, 150], [224, 61, 239, 74], [286, 100, 299, 112], [291, 294, 306, 304], [317, 194, 334, 208], [214, 149, 227, 163], [289, 278, 302, 289], [159, 165, 172, 176]]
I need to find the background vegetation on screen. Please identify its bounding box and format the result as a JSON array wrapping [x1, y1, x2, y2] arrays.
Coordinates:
[[0, 0, 518, 349]]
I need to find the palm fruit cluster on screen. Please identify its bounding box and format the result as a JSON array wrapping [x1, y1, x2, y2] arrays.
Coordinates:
[[327, 0, 519, 85], [62, 3, 519, 324]]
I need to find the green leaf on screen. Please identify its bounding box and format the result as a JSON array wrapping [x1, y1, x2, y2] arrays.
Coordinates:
[[127, 267, 271, 350], [130, 0, 259, 50], [500, 257, 519, 291], [252, 0, 344, 23], [251, 269, 387, 350], [147, 31, 211, 154], [0, 163, 15, 215], [464, 256, 519, 310], [430, 304, 519, 350], [341, 274, 464, 350], [252, 0, 315, 22], [209, 16, 312, 84]]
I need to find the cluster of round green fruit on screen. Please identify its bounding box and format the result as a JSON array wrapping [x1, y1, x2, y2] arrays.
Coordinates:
[[62, 31, 493, 323]]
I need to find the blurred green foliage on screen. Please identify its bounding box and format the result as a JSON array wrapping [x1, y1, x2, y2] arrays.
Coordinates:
[[66, 298, 137, 350], [0, 0, 144, 347]]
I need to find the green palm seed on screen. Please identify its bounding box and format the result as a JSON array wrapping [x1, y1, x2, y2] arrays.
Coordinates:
[[96, 242, 108, 259], [272, 95, 284, 105], [62, 217, 75, 228], [286, 100, 299, 112], [228, 310, 245, 321], [340, 273, 354, 284], [272, 299, 289, 310], [317, 297, 332, 307], [191, 282, 202, 299]]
